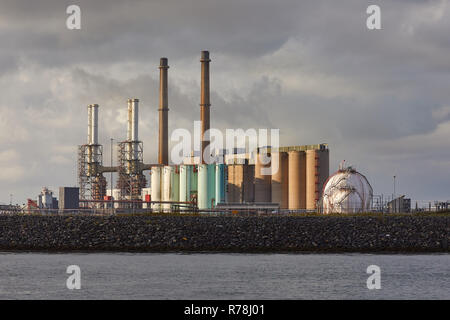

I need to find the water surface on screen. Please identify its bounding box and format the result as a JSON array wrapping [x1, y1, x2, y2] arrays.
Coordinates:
[[0, 253, 448, 299]]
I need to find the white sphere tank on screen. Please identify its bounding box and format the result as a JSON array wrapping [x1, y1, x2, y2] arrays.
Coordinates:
[[322, 164, 373, 214]]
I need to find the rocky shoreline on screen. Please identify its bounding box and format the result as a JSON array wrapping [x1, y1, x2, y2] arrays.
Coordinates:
[[0, 215, 448, 253]]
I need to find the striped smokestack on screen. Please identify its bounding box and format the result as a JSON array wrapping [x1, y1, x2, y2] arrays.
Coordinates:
[[200, 51, 211, 164], [158, 57, 169, 165]]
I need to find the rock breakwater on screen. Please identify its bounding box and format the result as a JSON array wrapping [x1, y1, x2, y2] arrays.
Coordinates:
[[0, 215, 448, 253]]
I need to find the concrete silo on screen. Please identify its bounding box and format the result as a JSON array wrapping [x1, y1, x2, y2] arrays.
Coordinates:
[[254, 153, 272, 202], [271, 152, 289, 209], [288, 151, 306, 210], [306, 147, 329, 210], [226, 163, 254, 203]]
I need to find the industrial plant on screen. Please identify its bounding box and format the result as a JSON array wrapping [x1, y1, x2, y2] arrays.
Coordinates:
[[70, 50, 333, 214], [9, 50, 444, 216]]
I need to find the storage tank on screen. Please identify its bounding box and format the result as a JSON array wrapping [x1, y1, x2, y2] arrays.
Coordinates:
[[215, 164, 226, 205], [172, 166, 180, 203], [191, 165, 198, 193], [271, 152, 289, 208], [254, 153, 272, 202], [151, 166, 162, 212], [288, 151, 306, 210], [306, 148, 329, 210], [207, 164, 216, 208], [197, 164, 208, 209], [227, 164, 255, 203], [179, 165, 191, 203], [162, 166, 174, 212], [226, 164, 239, 203], [322, 165, 373, 214]]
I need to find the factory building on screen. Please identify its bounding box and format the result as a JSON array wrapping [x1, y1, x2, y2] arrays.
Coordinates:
[[59, 187, 79, 210], [38, 187, 58, 209], [76, 50, 330, 213]]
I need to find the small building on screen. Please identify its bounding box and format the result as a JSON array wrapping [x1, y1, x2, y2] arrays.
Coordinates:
[[38, 187, 58, 209], [59, 187, 79, 210], [388, 195, 411, 213]]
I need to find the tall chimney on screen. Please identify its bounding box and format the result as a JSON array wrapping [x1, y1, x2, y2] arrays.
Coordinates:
[[127, 99, 132, 142], [87, 104, 93, 145], [158, 58, 169, 165], [200, 51, 211, 164], [91, 104, 99, 145], [128, 98, 139, 161]]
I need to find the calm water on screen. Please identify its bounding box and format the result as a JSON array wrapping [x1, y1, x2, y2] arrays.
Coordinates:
[[0, 253, 448, 299]]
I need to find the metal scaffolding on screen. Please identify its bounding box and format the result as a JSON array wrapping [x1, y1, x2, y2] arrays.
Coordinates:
[[78, 144, 107, 207], [116, 140, 147, 207]]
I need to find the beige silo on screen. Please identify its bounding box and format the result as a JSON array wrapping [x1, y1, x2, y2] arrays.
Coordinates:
[[226, 163, 255, 203], [288, 151, 306, 210], [306, 148, 330, 210], [243, 164, 255, 203], [254, 153, 272, 202], [271, 152, 289, 208]]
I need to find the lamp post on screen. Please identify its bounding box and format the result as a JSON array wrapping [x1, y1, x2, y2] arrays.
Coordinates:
[[393, 175, 396, 199], [110, 138, 114, 211], [393, 175, 396, 213]]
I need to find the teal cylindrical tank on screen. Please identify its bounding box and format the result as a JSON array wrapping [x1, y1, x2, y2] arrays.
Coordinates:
[[179, 165, 189, 202], [190, 165, 198, 205], [197, 164, 208, 209], [172, 166, 180, 202], [215, 164, 226, 206], [207, 164, 216, 208], [190, 165, 198, 193]]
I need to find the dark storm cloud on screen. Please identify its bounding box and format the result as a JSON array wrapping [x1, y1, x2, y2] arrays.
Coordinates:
[[0, 0, 449, 203]]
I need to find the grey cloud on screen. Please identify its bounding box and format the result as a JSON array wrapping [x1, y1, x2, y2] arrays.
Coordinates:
[[0, 0, 449, 203]]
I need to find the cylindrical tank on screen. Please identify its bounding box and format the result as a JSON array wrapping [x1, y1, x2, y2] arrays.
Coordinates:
[[226, 165, 237, 203], [207, 164, 216, 208], [215, 164, 226, 205], [254, 153, 272, 202], [197, 164, 208, 209], [162, 166, 174, 212], [271, 152, 289, 208], [306, 149, 330, 210], [151, 166, 162, 212], [179, 165, 189, 203], [288, 151, 306, 210], [172, 166, 180, 203], [191, 165, 198, 193]]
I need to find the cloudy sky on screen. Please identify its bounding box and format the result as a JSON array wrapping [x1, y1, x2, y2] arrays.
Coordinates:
[[0, 0, 449, 204]]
